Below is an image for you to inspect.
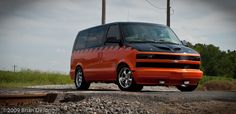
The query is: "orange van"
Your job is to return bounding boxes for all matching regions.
[70,22,203,91]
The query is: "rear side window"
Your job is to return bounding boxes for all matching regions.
[86,26,107,48]
[73,30,88,51]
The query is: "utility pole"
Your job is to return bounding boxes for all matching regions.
[13,65,16,72]
[167,0,170,27]
[102,0,106,25]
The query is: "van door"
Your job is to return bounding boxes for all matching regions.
[99,24,122,81]
[83,26,107,81]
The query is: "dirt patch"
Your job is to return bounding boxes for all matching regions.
[60,94,86,103]
[0,93,57,106]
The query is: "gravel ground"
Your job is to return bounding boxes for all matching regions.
[1,93,236,114]
[1,84,236,114]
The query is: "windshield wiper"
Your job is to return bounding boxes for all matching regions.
[156,40,180,45]
[128,40,157,43]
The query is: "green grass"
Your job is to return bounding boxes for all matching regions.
[0,70,73,88]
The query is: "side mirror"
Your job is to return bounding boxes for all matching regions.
[181,40,188,47]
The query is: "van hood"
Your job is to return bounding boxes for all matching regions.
[126,43,199,54]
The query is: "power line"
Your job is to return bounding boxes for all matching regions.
[144,0,166,10]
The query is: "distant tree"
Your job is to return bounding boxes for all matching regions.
[189,43,236,78]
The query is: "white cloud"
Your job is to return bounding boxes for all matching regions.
[171,1,236,50]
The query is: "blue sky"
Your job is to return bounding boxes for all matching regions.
[0,0,236,73]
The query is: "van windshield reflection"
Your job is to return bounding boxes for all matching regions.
[122,24,182,45]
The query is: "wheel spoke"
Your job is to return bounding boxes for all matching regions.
[78,72,82,75]
[127,71,131,75]
[124,80,128,87]
[123,70,127,75]
[119,77,125,82]
[78,76,82,81]
[128,78,132,81]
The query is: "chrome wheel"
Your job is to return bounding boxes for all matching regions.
[118,67,133,88]
[75,70,83,88]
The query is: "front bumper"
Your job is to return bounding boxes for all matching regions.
[133,68,203,86]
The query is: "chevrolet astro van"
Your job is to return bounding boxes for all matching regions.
[70,22,203,91]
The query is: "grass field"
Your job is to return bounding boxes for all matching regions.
[0,70,73,88]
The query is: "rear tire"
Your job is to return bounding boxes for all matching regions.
[117,65,143,91]
[74,67,90,90]
[176,84,198,92]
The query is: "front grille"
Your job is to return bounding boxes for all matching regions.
[136,54,200,61]
[136,62,200,69]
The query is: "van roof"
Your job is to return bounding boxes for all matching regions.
[105,22,166,26]
[79,22,167,33]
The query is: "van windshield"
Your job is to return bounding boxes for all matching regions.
[122,24,182,45]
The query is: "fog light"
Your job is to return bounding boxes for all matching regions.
[159,81,165,84]
[184,81,190,85]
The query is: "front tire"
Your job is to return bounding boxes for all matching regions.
[117,65,143,91]
[176,84,198,92]
[75,67,90,90]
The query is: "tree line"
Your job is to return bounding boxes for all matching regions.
[188,42,236,78]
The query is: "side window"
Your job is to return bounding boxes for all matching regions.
[106,25,120,41]
[86,28,96,48]
[86,26,107,48]
[74,30,88,51]
[96,26,107,43]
